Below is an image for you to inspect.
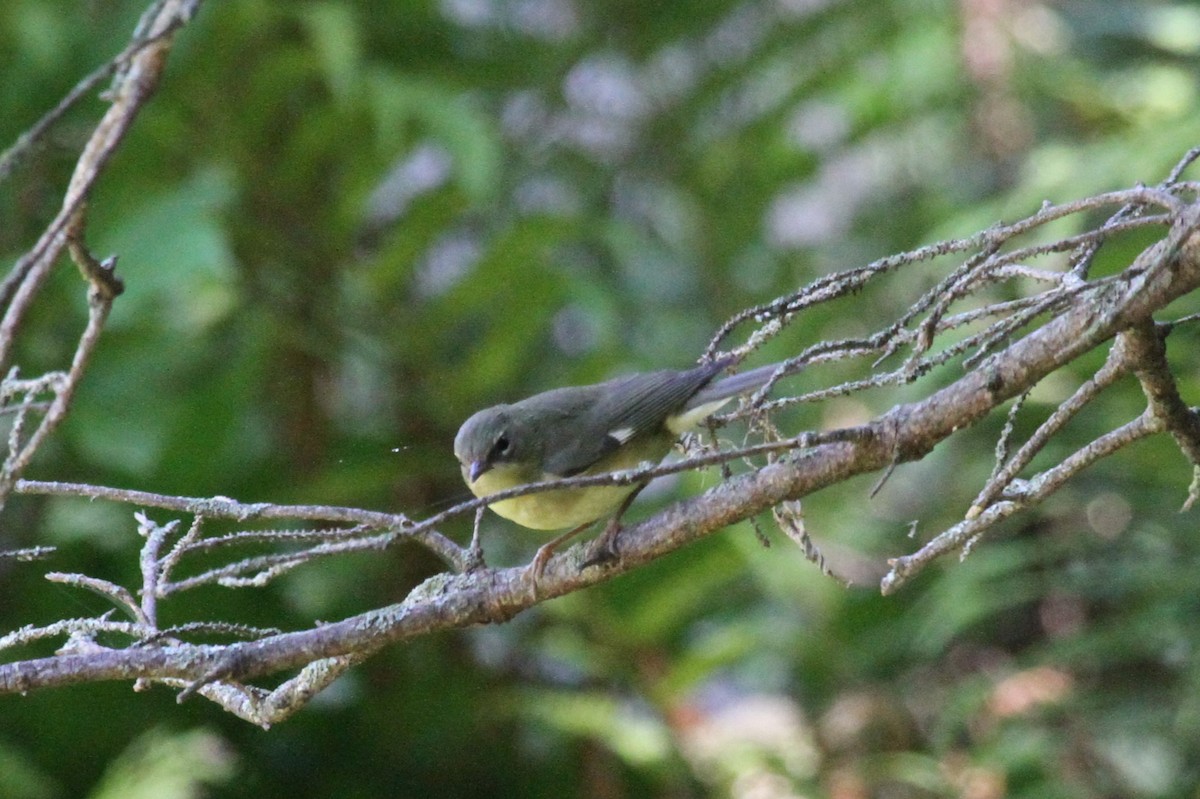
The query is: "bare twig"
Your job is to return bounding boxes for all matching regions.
[0,0,197,188]
[0,545,56,561]
[1122,321,1200,469]
[967,338,1131,518]
[0,1,204,531]
[1,0,202,369]
[44,573,146,625]
[883,409,1167,594]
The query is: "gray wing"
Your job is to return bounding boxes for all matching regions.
[542,360,728,477]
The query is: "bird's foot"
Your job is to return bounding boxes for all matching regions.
[527,522,591,599]
[581,519,622,570]
[530,543,555,584]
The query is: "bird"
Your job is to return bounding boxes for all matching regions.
[453,357,784,580]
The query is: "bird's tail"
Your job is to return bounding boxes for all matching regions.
[686,361,790,409]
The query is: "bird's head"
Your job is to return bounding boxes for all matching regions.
[454,405,523,485]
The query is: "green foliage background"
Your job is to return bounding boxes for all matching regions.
[3,1,1200,796]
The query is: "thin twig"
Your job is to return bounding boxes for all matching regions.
[884,409,1166,594]
[967,306,1133,518]
[1122,321,1200,471]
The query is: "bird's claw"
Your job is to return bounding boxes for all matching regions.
[581,521,622,570]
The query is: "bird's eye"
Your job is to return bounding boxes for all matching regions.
[493,435,511,456]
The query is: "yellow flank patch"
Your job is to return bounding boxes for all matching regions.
[665,397,731,435]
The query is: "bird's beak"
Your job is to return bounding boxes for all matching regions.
[468,460,488,483]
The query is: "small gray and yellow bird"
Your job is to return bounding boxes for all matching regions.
[454,358,783,578]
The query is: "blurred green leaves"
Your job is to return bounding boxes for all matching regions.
[97,165,238,331]
[88,728,236,799]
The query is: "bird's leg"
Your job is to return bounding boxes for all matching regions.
[583,483,647,569]
[530,521,594,584]
[529,483,649,587]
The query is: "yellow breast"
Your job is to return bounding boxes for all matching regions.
[468,464,639,530]
[466,437,671,530]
